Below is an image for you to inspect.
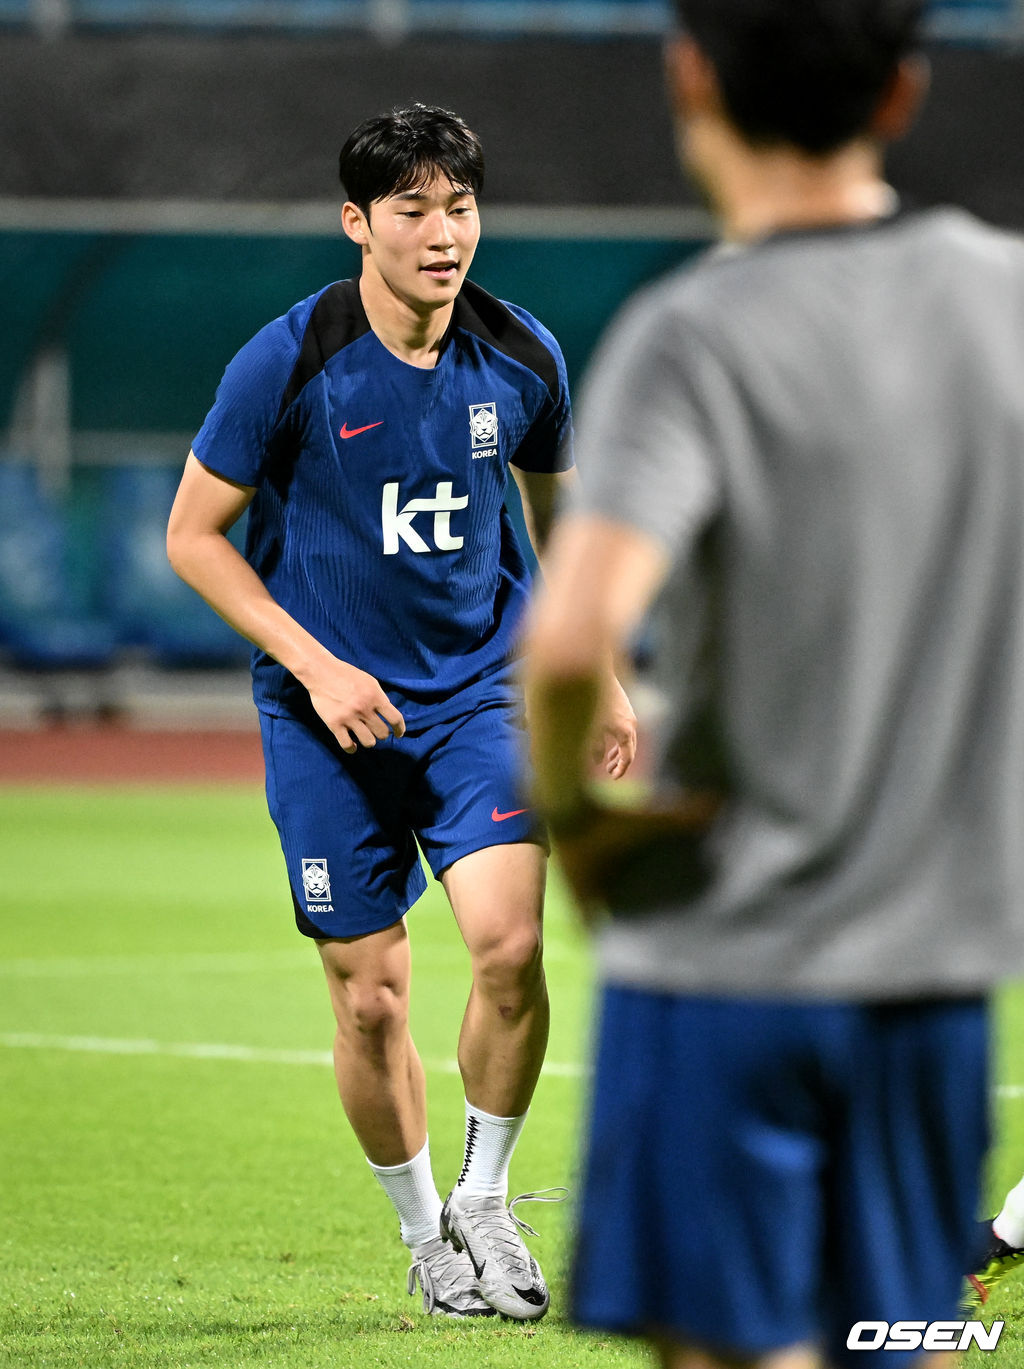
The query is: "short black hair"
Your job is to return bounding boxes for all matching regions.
[673,0,926,154]
[338,103,484,215]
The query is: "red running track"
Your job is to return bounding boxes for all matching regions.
[0,726,265,784]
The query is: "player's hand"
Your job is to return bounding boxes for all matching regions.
[592,676,638,780]
[307,660,406,754]
[550,792,721,923]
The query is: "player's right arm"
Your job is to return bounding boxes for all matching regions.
[166,452,405,752]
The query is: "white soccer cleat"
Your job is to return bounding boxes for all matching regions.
[406,1234,497,1318]
[440,1188,565,1321]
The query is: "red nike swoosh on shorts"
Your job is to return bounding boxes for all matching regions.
[339,421,384,439]
[491,807,530,822]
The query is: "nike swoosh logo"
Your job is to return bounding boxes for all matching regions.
[511,1283,547,1306]
[491,807,529,823]
[339,421,384,439]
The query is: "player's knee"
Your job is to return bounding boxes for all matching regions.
[471,923,544,1002]
[336,978,409,1042]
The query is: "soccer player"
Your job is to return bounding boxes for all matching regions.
[166,104,636,1321]
[524,1,1024,1365]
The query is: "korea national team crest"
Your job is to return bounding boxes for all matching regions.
[469,402,498,458]
[301,858,332,907]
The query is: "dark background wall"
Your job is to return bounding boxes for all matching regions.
[0,33,1022,223]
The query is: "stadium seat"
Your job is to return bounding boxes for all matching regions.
[71,0,364,27]
[0,459,119,673]
[24,0,1023,40]
[98,463,251,668]
[929,0,1019,39]
[402,0,670,36]
[0,0,32,24]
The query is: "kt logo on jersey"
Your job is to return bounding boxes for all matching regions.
[382,482,468,555]
[469,402,498,458]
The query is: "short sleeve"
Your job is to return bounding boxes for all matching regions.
[507,315,575,475]
[191,316,299,488]
[573,288,722,559]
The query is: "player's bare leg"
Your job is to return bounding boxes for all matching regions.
[318,923,494,1318]
[443,841,549,1115]
[438,841,556,1319]
[651,1339,822,1369]
[318,921,425,1164]
[652,1350,955,1369]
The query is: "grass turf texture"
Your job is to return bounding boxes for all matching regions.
[1,786,1023,1368]
[0,786,642,1369]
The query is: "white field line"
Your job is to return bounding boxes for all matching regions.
[0,1032,332,1067]
[1,1030,1021,1093]
[0,1031,586,1078]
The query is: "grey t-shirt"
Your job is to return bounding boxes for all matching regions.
[576,207,1024,999]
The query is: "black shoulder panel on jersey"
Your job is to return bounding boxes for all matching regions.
[276,279,370,425]
[454,279,561,404]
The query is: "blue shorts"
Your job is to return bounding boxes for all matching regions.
[258,685,544,939]
[572,987,989,1366]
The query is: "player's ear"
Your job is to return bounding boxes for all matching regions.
[871,54,930,143]
[341,201,372,245]
[664,34,720,123]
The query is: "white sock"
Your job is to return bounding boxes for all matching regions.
[367,1138,443,1249]
[994,1174,1024,1249]
[454,1100,528,1199]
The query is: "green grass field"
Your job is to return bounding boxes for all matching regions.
[2,784,1024,1368]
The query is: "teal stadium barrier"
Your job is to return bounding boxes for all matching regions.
[0,231,701,434]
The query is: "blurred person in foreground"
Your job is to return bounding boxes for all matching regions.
[167,103,635,1321]
[524,0,1024,1364]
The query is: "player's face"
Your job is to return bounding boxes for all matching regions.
[356,176,480,314]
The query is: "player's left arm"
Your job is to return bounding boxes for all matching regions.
[523,511,719,913]
[510,466,573,555]
[513,466,638,780]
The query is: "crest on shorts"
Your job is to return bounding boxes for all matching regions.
[301,858,331,902]
[469,402,498,450]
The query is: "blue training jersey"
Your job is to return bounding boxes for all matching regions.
[192,277,573,719]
